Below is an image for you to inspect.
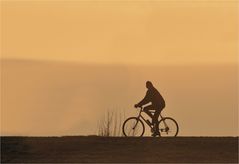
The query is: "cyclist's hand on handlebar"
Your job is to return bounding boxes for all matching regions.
[134,104,141,108]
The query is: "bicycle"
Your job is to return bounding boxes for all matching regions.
[122,107,179,137]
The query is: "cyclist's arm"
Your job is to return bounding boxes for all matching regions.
[137,90,150,107]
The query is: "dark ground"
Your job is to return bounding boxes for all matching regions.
[1,136,238,163]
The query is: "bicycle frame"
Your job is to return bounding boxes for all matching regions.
[136,107,167,131]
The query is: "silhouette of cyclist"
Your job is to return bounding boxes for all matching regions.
[134,81,165,136]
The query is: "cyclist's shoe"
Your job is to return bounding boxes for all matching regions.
[151,131,161,137]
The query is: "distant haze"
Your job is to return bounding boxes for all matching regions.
[1,59,238,136]
[1,1,238,136]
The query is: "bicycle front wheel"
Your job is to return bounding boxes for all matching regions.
[122,117,145,137]
[158,117,179,137]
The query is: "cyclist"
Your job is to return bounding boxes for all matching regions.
[134,81,165,137]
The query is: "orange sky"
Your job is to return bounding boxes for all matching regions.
[1,0,238,64]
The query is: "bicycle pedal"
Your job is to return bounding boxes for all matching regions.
[151,126,156,133]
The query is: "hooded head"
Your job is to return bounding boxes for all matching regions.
[146,81,153,89]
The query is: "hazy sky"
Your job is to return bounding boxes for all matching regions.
[1,60,238,136]
[1,0,238,64]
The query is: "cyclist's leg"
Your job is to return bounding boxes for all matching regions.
[143,105,154,119]
[153,109,161,133]
[151,103,165,136]
[153,103,165,133]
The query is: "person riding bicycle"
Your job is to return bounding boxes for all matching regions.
[134,81,165,137]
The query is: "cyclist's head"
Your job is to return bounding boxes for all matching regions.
[146,81,153,89]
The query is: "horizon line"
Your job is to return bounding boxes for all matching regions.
[1,57,237,67]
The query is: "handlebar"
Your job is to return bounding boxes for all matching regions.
[136,106,143,110]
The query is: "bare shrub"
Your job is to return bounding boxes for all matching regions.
[98,109,125,137]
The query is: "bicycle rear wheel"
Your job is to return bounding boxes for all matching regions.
[158,117,179,137]
[122,117,145,137]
